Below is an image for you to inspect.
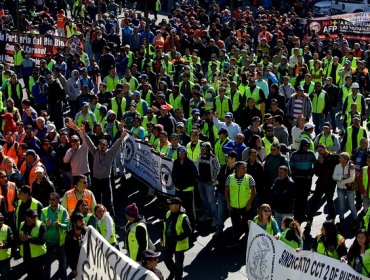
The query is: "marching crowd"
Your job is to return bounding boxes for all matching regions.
[1,0,370,279]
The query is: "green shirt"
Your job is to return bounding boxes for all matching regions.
[41,206,69,246]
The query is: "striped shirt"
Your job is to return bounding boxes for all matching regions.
[293,98,304,119]
[225,174,256,188]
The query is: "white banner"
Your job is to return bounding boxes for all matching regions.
[77,226,159,280]
[246,222,366,280]
[123,134,175,195]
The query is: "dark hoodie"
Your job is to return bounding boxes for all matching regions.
[164,207,192,248]
[172,146,199,191]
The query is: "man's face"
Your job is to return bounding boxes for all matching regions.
[271,146,279,156]
[0,173,7,185]
[25,154,35,165]
[278,169,287,179]
[36,171,44,180]
[49,194,59,207]
[249,152,257,162]
[98,143,107,152]
[235,135,244,144]
[317,147,325,156]
[25,215,37,226]
[75,219,85,230]
[71,139,80,150]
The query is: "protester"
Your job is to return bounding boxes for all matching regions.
[141,249,164,280]
[279,217,303,249]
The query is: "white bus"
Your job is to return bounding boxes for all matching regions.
[314,0,370,16]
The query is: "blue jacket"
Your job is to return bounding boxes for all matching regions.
[222,141,246,160]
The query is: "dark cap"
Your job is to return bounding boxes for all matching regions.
[20,185,32,195]
[167,196,182,205]
[124,203,139,218]
[70,135,80,141]
[218,128,228,135]
[25,208,37,218]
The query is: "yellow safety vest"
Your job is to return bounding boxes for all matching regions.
[76,112,95,129]
[280,228,301,249]
[345,126,365,154]
[163,210,189,252]
[16,198,40,230]
[253,216,273,234]
[345,94,363,114]
[186,141,201,161]
[41,206,67,246]
[318,133,335,153]
[341,85,352,104]
[0,224,11,260]
[169,93,184,112]
[228,174,252,209]
[316,234,344,260]
[214,138,229,165]
[311,91,326,114]
[96,215,117,245]
[20,220,47,258]
[127,222,148,261]
[111,97,127,115]
[105,76,120,92]
[363,166,370,197]
[14,49,24,66]
[214,96,231,120]
[262,136,279,155]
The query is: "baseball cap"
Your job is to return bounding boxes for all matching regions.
[225,112,233,118]
[25,208,38,218]
[176,122,184,128]
[353,114,361,120]
[192,109,200,115]
[304,123,315,130]
[167,197,182,205]
[139,74,148,79]
[218,128,228,135]
[70,135,80,141]
[344,60,351,65]
[99,139,108,146]
[81,102,89,107]
[323,122,331,128]
[296,86,304,91]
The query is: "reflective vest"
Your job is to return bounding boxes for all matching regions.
[96,214,116,245]
[316,234,345,260]
[163,210,189,252]
[15,198,40,230]
[214,138,229,165]
[341,57,357,69]
[127,222,148,260]
[202,122,218,143]
[345,126,365,154]
[20,161,44,188]
[121,75,138,91]
[41,206,67,246]
[280,228,301,249]
[105,75,120,92]
[111,97,127,115]
[245,86,262,105]
[28,76,38,92]
[299,133,315,151]
[341,85,352,104]
[7,83,22,100]
[214,96,231,120]
[186,141,201,161]
[14,49,24,66]
[143,90,154,105]
[135,99,145,116]
[364,207,370,231]
[46,59,55,71]
[169,93,184,112]
[0,224,11,260]
[142,115,157,131]
[20,220,47,258]
[161,61,173,76]
[324,62,341,86]
[311,68,322,84]
[76,112,95,129]
[262,136,279,155]
[311,91,326,114]
[228,173,251,209]
[317,133,335,153]
[231,90,242,111]
[253,216,272,234]
[0,182,16,212]
[103,120,120,138]
[65,189,93,217]
[345,94,363,114]
[362,166,370,197]
[3,142,18,162]
[65,25,74,38]
[300,81,315,95]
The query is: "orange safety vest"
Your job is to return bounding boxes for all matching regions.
[2,142,18,162]
[14,132,26,143]
[0,182,16,212]
[65,189,93,217]
[20,161,43,189]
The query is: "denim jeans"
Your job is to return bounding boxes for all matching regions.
[313,113,325,135]
[198,181,217,220]
[326,106,338,131]
[274,212,293,231]
[215,193,227,231]
[337,188,358,220]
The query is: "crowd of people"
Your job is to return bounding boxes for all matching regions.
[1,0,370,279]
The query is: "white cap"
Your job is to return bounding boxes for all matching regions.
[303,123,315,130]
[47,123,56,133]
[351,82,360,89]
[35,166,45,173]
